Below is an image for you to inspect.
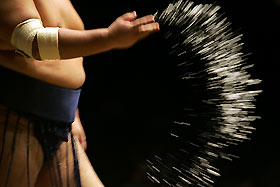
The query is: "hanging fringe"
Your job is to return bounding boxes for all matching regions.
[26,120,31,187]
[0,110,10,165]
[71,132,81,187]
[5,115,20,187]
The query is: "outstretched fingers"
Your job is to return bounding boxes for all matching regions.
[132,15,160,36]
[132,15,155,27]
[137,22,160,32]
[133,21,160,42]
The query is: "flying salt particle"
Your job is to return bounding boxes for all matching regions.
[145,0,262,186]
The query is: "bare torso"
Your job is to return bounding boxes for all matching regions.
[0,0,86,89]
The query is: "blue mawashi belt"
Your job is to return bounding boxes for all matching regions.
[0,66,81,123]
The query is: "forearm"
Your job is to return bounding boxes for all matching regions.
[58,28,113,59]
[32,28,113,60]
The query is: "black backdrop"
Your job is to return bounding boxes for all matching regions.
[71,0,280,186]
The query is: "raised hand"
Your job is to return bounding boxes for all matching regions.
[108,11,160,49]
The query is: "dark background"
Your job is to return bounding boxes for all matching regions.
[71,0,280,186]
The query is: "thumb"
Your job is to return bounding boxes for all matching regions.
[122,11,137,21]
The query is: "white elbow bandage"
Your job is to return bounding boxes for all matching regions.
[11,19,60,60]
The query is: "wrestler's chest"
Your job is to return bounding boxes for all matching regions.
[33,0,84,30]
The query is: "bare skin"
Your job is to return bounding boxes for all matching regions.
[0,0,159,186]
[0,0,159,89]
[0,0,86,89]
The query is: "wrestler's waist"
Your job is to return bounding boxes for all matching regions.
[0,65,81,123]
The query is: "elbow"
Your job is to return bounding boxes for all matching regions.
[11,19,61,61]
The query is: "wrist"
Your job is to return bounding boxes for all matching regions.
[106,27,116,50]
[89,28,113,49]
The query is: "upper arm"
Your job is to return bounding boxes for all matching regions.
[0,0,41,46]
